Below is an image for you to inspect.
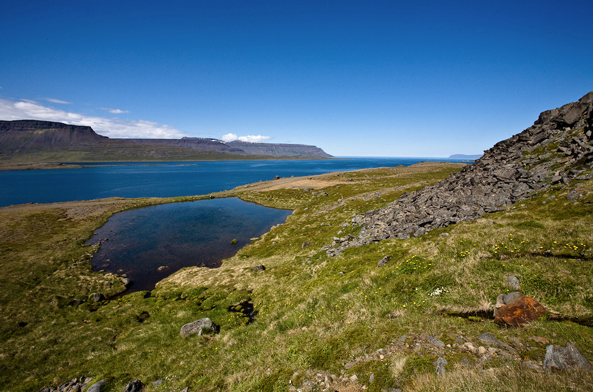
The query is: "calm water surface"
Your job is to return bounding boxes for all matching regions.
[0,157,468,207]
[86,198,291,293]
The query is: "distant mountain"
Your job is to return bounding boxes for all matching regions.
[0,120,332,161]
[449,154,483,159]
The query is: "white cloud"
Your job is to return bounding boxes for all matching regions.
[221,133,271,143]
[44,97,71,104]
[101,108,130,114]
[0,98,186,139]
[222,133,238,141]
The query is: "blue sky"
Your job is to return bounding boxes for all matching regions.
[1,1,592,157]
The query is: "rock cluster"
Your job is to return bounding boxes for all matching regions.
[38,377,98,392]
[328,92,593,252]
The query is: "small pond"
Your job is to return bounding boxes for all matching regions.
[86,197,291,293]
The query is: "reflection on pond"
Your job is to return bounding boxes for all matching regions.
[86,198,291,293]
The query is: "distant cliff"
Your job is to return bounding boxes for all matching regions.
[0,120,332,161]
[0,120,107,155]
[227,140,332,157]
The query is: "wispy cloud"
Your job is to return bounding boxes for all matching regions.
[222,133,271,143]
[0,98,186,139]
[43,97,71,104]
[101,108,130,114]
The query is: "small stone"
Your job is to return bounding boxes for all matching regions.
[523,361,543,371]
[156,266,168,271]
[528,336,550,345]
[122,380,143,392]
[180,318,219,338]
[302,240,311,248]
[89,292,104,302]
[252,265,266,271]
[349,374,358,382]
[377,255,392,267]
[478,346,487,355]
[434,357,447,376]
[369,373,375,383]
[506,275,521,290]
[180,388,190,392]
[153,379,165,387]
[426,336,445,348]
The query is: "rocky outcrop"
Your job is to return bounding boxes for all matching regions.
[331,92,593,252]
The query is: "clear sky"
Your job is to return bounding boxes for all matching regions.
[1,1,592,157]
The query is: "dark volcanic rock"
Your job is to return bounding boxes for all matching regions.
[337,92,593,252]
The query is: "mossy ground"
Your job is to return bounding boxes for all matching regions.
[1,163,592,391]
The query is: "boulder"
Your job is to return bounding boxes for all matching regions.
[543,343,593,372]
[494,292,546,327]
[180,318,219,338]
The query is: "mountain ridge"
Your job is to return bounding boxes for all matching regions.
[0,120,332,160]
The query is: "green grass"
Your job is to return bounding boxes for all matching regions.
[1,163,593,391]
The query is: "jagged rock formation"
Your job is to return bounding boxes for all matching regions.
[0,120,332,159]
[332,92,593,254]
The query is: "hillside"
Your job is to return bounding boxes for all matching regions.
[0,120,332,162]
[0,92,592,392]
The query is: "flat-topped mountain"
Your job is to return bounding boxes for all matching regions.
[0,120,331,161]
[127,137,332,157]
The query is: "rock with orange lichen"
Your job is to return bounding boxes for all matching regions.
[494,292,546,327]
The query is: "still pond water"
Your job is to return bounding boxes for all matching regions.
[86,198,291,293]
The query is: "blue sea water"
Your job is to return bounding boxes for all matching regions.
[0,157,467,207]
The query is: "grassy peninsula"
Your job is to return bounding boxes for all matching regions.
[1,160,593,392]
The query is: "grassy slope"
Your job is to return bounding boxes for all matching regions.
[1,163,592,391]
